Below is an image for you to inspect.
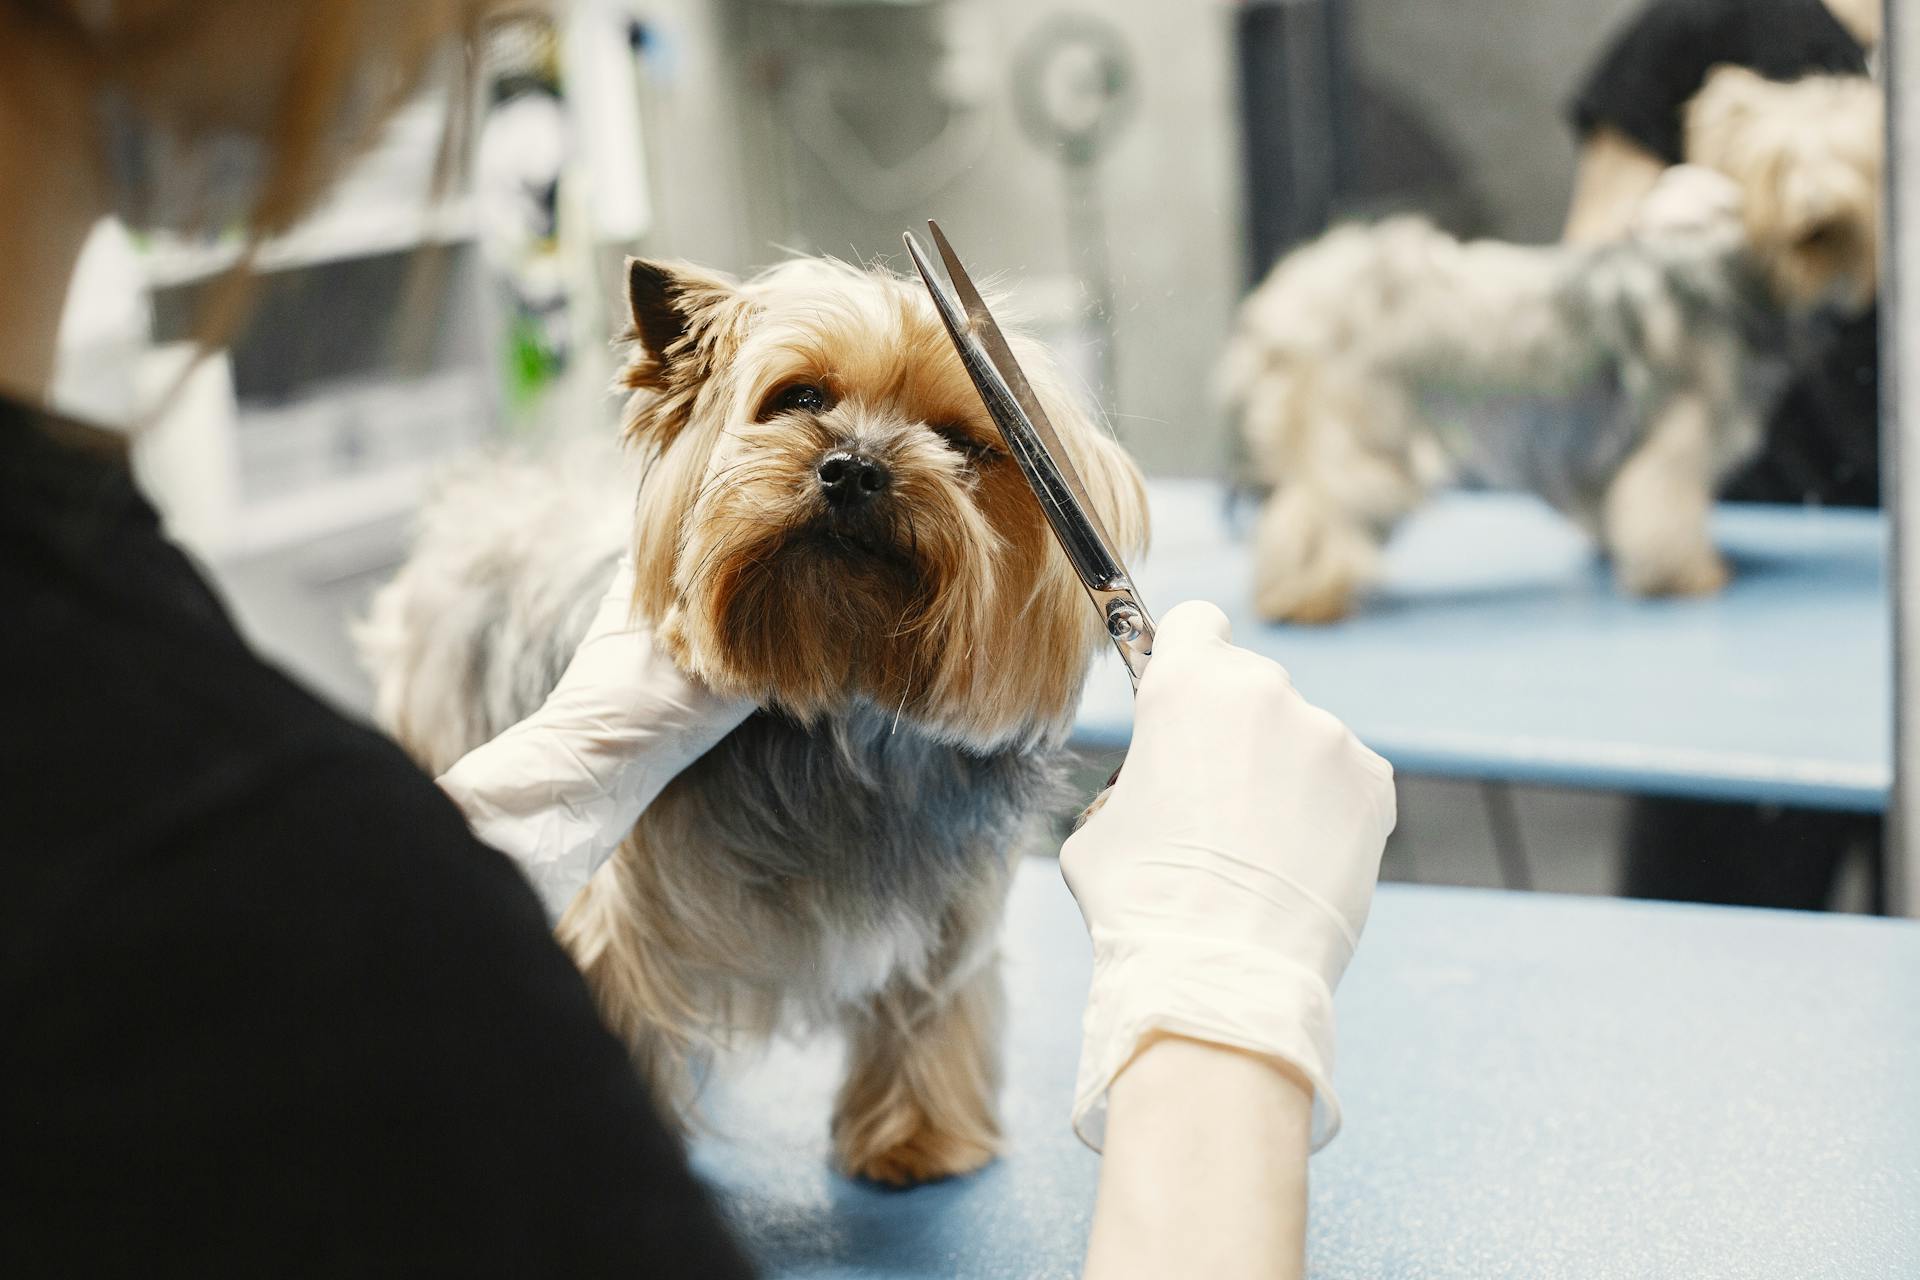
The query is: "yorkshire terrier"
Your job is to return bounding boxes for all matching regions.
[359,256,1148,1185]
[1685,67,1881,316]
[1223,69,1880,623]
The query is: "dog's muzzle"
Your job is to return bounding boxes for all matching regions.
[817,449,891,512]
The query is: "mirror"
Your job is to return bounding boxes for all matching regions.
[609,0,1884,915]
[89,0,1888,916]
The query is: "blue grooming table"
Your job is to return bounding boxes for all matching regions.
[692,857,1920,1279]
[1073,481,1890,810]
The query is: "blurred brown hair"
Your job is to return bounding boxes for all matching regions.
[0,0,534,360]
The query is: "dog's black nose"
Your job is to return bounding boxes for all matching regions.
[817,450,890,509]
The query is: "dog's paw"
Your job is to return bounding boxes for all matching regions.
[1617,549,1730,598]
[1256,577,1355,624]
[835,1119,998,1188]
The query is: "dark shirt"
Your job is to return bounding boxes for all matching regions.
[0,399,753,1277]
[1570,0,1879,507]
[1571,0,1867,165]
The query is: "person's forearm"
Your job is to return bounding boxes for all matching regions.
[1084,1034,1314,1280]
[1562,126,1667,244]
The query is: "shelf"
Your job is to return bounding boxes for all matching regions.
[140,199,476,290]
[218,461,437,562]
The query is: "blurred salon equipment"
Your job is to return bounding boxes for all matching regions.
[65,6,659,712]
[1011,13,1135,404]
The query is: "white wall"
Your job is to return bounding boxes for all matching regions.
[1347,0,1646,242]
[632,0,1241,475]
[627,0,1655,475]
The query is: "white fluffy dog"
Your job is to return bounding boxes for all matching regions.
[1224,69,1881,623]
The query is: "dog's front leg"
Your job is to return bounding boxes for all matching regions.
[831,948,1004,1187]
[1602,391,1730,598]
[1252,484,1384,624]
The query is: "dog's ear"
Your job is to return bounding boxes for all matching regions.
[1685,65,1773,168]
[621,257,744,391]
[1695,64,1774,118]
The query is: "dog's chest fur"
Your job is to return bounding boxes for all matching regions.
[408,530,1067,1016]
[670,707,1057,899]
[627,703,1066,1011]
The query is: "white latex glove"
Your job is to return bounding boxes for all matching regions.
[437,556,755,923]
[1061,601,1396,1152]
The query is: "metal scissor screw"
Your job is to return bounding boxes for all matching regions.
[1106,600,1145,644]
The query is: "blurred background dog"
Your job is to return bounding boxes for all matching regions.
[359,256,1147,1186]
[1224,69,1881,623]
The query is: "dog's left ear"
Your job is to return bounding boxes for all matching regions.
[621,257,745,392]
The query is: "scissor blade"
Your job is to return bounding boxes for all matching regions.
[904,225,1157,688]
[904,229,1129,594]
[923,221,1122,551]
[901,233,1040,480]
[901,230,979,372]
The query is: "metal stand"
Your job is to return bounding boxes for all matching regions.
[1480,781,1535,892]
[1388,783,1420,884]
[1886,0,1917,918]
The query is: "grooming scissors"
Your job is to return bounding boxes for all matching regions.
[903,220,1156,689]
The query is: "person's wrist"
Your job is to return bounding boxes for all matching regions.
[1073,933,1342,1153]
[1111,1032,1316,1130]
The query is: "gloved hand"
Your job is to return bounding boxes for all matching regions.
[437,556,755,923]
[1061,601,1396,1151]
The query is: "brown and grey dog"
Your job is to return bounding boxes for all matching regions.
[358,256,1147,1185]
[1223,69,1880,623]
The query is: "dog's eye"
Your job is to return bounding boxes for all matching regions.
[764,383,832,418]
[932,422,1002,464]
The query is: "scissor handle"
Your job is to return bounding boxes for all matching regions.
[1089,579,1154,689]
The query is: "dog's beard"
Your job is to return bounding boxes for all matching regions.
[664,431,1006,730]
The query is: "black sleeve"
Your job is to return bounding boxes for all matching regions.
[1569,0,1869,163]
[0,749,755,1279]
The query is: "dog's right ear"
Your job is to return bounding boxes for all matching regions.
[1685,65,1772,168]
[621,257,745,392]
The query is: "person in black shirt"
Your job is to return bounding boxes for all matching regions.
[0,405,759,1276]
[0,3,1397,1275]
[1563,0,1884,910]
[1568,0,1873,184]
[1566,0,1877,506]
